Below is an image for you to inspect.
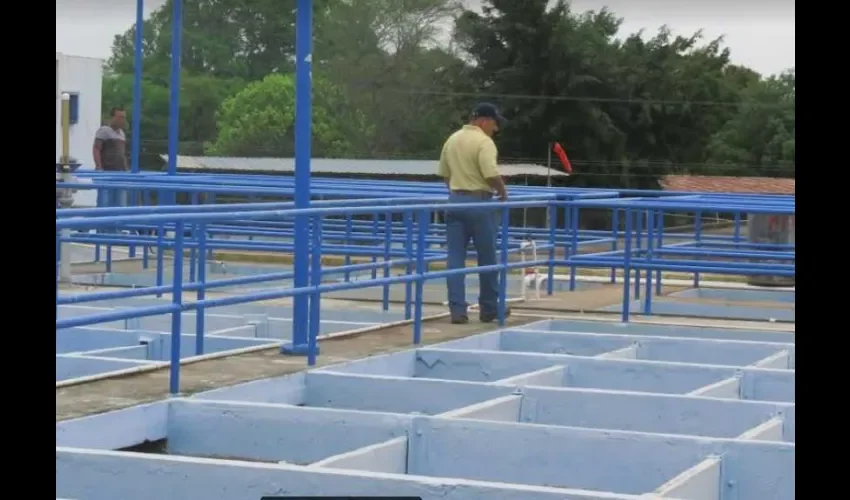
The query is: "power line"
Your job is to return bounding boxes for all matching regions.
[352,85,795,109]
[134,139,795,171]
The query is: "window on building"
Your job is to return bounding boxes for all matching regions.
[67,93,79,125]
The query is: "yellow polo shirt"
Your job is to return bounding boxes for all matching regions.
[437,125,500,192]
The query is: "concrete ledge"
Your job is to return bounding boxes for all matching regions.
[438,394,523,422]
[752,349,792,369]
[167,399,411,464]
[737,416,784,441]
[308,436,408,473]
[493,365,567,386]
[516,318,795,343]
[596,345,639,359]
[406,416,793,496]
[56,308,796,499]
[57,409,794,499]
[57,447,641,500]
[651,456,722,500]
[688,376,741,399]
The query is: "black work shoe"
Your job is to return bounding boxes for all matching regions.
[480,307,511,323]
[451,315,469,325]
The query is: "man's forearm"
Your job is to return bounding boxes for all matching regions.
[92,149,102,170]
[486,176,508,199]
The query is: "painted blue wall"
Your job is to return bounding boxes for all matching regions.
[84,345,150,360]
[672,288,795,303]
[496,330,791,367]
[601,300,795,322]
[56,328,143,354]
[305,372,513,414]
[167,400,411,464]
[520,386,794,440]
[318,350,416,376]
[189,373,307,404]
[57,329,276,362]
[524,320,795,343]
[57,402,168,449]
[56,355,154,381]
[57,314,795,500]
[411,348,795,401]
[408,417,794,498]
[56,448,645,500]
[117,374,793,444]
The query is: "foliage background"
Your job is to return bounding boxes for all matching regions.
[102,0,795,190]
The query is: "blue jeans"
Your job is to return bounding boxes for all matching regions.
[111,189,129,207]
[445,192,500,317]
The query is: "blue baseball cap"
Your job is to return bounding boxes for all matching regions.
[471,102,507,127]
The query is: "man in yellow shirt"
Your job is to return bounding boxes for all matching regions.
[437,103,510,324]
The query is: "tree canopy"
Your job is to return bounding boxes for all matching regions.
[103,0,794,186]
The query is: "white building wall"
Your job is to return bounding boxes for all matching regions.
[56,53,104,206]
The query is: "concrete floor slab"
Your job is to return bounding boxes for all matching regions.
[600,299,795,322]
[57,311,795,500]
[56,261,795,500]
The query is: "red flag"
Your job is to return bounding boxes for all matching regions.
[552,142,573,174]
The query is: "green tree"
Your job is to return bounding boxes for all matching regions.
[107,0,332,81]
[316,0,471,156]
[455,0,756,189]
[208,73,372,157]
[706,69,795,177]
[102,71,245,154]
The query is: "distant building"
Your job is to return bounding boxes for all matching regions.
[167,155,570,181]
[56,52,104,206]
[659,175,795,195]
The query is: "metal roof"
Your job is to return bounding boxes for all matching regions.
[165,155,570,178]
[660,175,795,195]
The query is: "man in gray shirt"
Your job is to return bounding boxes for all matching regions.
[93,106,128,172]
[93,107,129,207]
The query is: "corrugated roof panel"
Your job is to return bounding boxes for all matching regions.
[659,175,795,195]
[165,156,569,178]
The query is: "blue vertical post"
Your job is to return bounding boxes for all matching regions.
[643,209,655,316]
[169,221,185,395]
[633,210,643,300]
[188,193,198,282]
[55,231,60,318]
[546,202,557,296]
[166,0,182,181]
[733,212,741,243]
[308,216,323,365]
[371,214,379,279]
[195,223,206,356]
[655,210,664,295]
[568,204,579,291]
[142,190,151,269]
[497,207,510,326]
[155,223,165,297]
[403,212,414,320]
[412,209,429,345]
[610,209,619,284]
[131,0,144,174]
[693,212,703,288]
[382,213,392,311]
[621,209,633,323]
[283,0,313,355]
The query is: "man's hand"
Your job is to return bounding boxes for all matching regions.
[499,191,508,202]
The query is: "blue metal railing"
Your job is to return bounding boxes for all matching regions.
[56,178,794,394]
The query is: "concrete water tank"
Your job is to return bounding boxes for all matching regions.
[747,214,795,286]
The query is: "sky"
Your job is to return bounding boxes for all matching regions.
[56,0,795,77]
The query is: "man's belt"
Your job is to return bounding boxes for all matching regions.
[451,190,492,197]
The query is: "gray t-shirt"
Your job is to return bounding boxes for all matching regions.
[95,126,128,171]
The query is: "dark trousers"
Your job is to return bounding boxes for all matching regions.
[445,191,499,317]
